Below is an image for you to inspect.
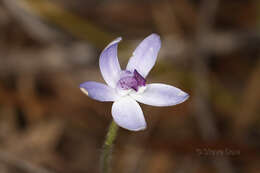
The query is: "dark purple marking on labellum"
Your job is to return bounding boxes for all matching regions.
[117,69,146,91]
[134,70,146,87]
[118,76,138,90]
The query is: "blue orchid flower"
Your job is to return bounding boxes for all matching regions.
[80,34,189,131]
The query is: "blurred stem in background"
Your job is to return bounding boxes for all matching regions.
[8,0,115,47]
[100,120,119,173]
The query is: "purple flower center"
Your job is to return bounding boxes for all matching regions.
[117,70,146,91]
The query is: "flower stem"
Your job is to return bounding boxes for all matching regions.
[100,120,119,173]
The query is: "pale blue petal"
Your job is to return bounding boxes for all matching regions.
[126,34,161,78]
[99,37,122,88]
[131,83,189,106]
[112,97,146,131]
[80,81,119,102]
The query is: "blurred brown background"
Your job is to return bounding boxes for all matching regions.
[0,0,260,173]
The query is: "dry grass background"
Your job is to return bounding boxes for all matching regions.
[0,0,260,173]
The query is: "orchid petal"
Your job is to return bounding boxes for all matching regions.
[99,37,122,88]
[131,83,189,106]
[80,81,119,102]
[126,33,161,78]
[112,96,146,131]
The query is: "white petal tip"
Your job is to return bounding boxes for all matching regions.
[179,92,189,103]
[105,37,122,49]
[116,37,122,42]
[112,37,122,45]
[146,33,161,45]
[131,126,146,131]
[80,88,89,96]
[178,90,189,96]
[120,126,146,132]
[150,33,160,39]
[115,121,146,132]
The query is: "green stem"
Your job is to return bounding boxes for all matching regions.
[100,120,119,173]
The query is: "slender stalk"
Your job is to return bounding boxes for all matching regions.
[100,120,119,173]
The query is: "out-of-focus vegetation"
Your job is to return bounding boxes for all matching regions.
[0,0,259,173]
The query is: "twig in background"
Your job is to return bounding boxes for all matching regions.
[233,58,260,134]
[193,0,235,173]
[0,151,56,173]
[2,0,65,42]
